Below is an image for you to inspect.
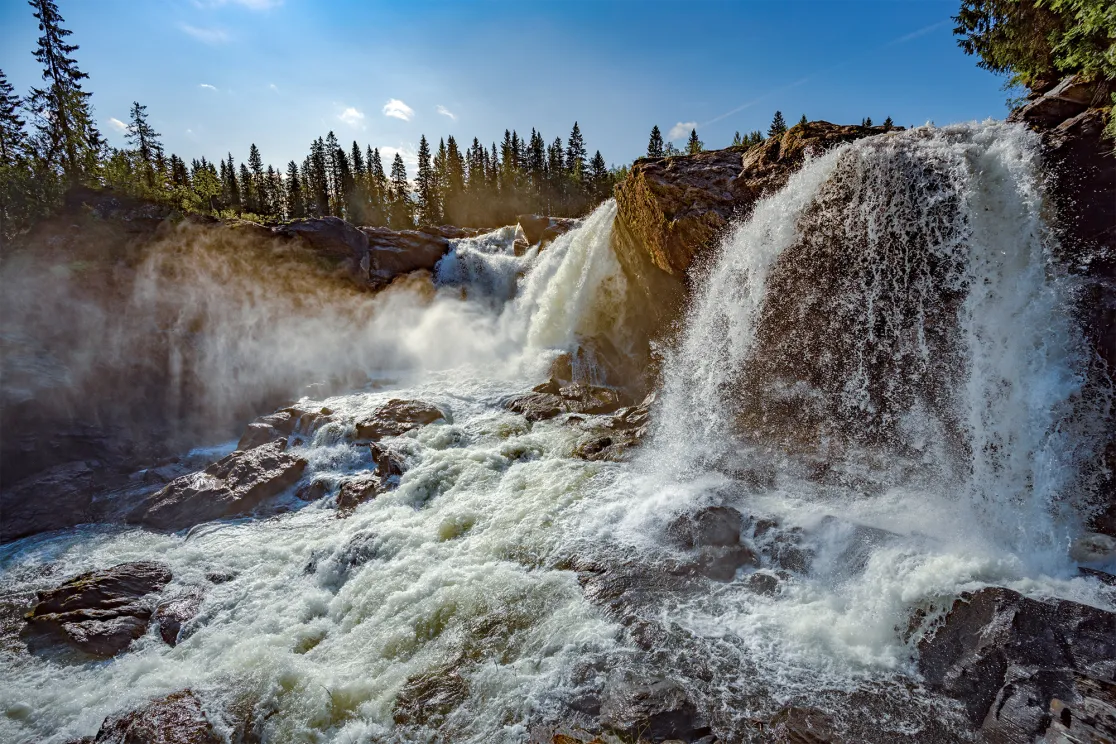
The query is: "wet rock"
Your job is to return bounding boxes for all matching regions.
[1008,74,1114,130]
[766,706,839,743]
[1069,532,1116,563]
[296,478,331,502]
[205,570,236,584]
[91,689,221,744]
[539,218,580,248]
[362,225,479,282]
[336,474,382,514]
[1043,675,1116,743]
[1079,566,1116,586]
[237,407,332,451]
[508,381,631,422]
[0,460,98,542]
[393,664,470,727]
[666,506,757,582]
[744,571,780,596]
[918,587,1116,739]
[127,440,307,531]
[154,588,205,646]
[518,214,551,245]
[278,216,368,266]
[599,674,712,742]
[353,399,447,440]
[25,561,172,657]
[572,393,656,462]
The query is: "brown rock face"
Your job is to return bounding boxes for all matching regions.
[353,399,447,440]
[0,460,99,542]
[92,690,221,744]
[26,561,172,657]
[361,225,483,283]
[507,380,631,422]
[127,440,307,531]
[614,121,884,278]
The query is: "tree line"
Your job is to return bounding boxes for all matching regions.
[0,0,623,243]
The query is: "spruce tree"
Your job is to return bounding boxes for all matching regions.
[369,147,387,225]
[225,153,241,209]
[565,121,586,183]
[309,137,329,216]
[27,0,101,181]
[238,163,252,216]
[247,143,264,213]
[798,114,808,126]
[882,116,894,131]
[444,135,466,225]
[748,130,764,146]
[768,111,787,137]
[432,138,448,224]
[388,152,412,228]
[0,70,27,165]
[546,136,564,214]
[686,128,703,155]
[416,134,436,226]
[864,116,873,127]
[647,125,664,157]
[324,130,341,214]
[589,150,608,201]
[285,160,303,219]
[732,131,742,147]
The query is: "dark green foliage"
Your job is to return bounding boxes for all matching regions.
[861,116,873,127]
[732,131,742,146]
[647,125,664,157]
[882,116,895,130]
[686,128,704,154]
[953,0,1115,89]
[388,152,412,228]
[798,114,808,126]
[768,111,787,137]
[416,134,436,226]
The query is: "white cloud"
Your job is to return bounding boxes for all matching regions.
[107,117,127,133]
[268,83,279,91]
[179,23,229,44]
[199,83,218,91]
[382,99,414,122]
[436,105,456,121]
[669,121,698,141]
[379,145,418,174]
[339,107,366,128]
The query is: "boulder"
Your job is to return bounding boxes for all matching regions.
[0,460,98,542]
[127,440,307,531]
[517,214,552,245]
[361,226,460,281]
[598,674,712,742]
[571,393,655,462]
[508,381,631,423]
[91,690,221,744]
[25,561,172,657]
[154,588,205,646]
[766,706,839,743]
[615,121,883,278]
[666,506,758,582]
[336,442,407,515]
[918,587,1116,740]
[353,399,447,440]
[278,216,369,265]
[236,406,332,451]
[539,218,580,248]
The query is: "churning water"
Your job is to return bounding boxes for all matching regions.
[1,122,1112,743]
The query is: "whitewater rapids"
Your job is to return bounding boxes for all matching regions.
[1,122,1113,743]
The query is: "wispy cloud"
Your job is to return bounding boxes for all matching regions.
[886,19,951,47]
[107,117,127,133]
[179,23,229,44]
[339,107,366,127]
[199,83,218,91]
[380,145,418,173]
[436,105,456,121]
[268,83,279,92]
[383,99,414,122]
[668,121,697,140]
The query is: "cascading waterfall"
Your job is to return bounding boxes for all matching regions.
[1,123,1111,744]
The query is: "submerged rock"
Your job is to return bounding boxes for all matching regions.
[599,674,712,742]
[91,689,221,744]
[666,506,758,582]
[353,399,447,440]
[508,380,631,423]
[127,440,307,531]
[918,587,1116,741]
[25,561,172,657]
[154,588,205,646]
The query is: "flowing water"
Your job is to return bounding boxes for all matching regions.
[1,122,1113,743]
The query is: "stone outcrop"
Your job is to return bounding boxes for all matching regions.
[154,588,205,647]
[614,121,886,279]
[516,214,581,253]
[353,399,447,440]
[89,690,221,744]
[361,225,482,283]
[571,393,654,462]
[25,561,172,657]
[0,460,99,542]
[127,440,307,531]
[666,506,757,582]
[918,587,1116,741]
[1009,74,1116,538]
[508,380,631,422]
[237,406,332,451]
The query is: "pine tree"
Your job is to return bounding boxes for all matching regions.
[444,135,466,224]
[238,163,253,216]
[0,70,27,165]
[368,147,387,225]
[588,150,608,201]
[882,116,894,131]
[747,130,764,146]
[647,125,664,158]
[191,157,220,213]
[285,160,303,219]
[416,134,437,226]
[565,121,586,183]
[546,136,564,214]
[798,114,808,126]
[768,111,787,137]
[335,146,354,220]
[388,152,412,228]
[686,128,703,155]
[225,153,241,210]
[864,116,873,127]
[27,0,101,182]
[732,131,742,147]
[309,137,329,216]
[432,138,447,224]
[247,143,264,213]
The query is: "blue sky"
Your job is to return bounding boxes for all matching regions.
[1,0,1010,173]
